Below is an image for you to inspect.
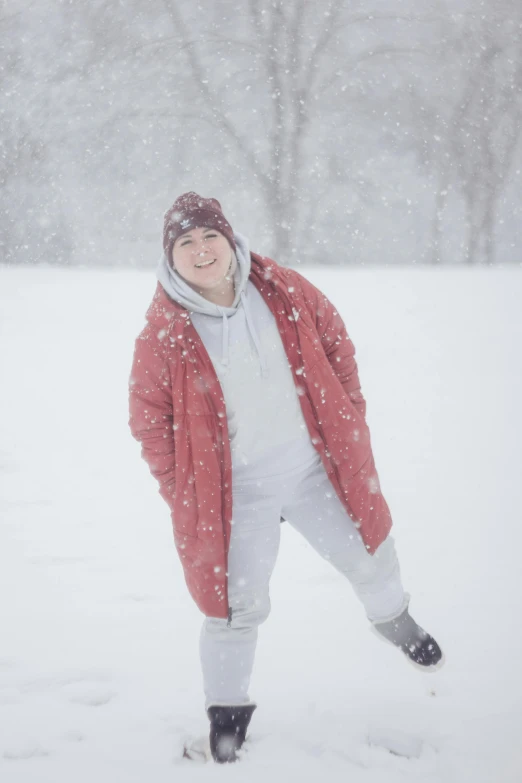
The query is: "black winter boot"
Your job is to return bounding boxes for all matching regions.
[207,704,256,763]
[373,607,444,670]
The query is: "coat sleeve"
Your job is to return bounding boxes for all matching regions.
[128,327,176,508]
[290,270,367,420]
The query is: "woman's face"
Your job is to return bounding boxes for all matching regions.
[171,226,234,295]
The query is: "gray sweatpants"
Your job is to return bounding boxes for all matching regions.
[199,450,407,707]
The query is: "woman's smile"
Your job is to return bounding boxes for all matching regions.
[195,258,216,268]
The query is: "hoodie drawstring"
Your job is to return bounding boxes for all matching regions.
[221,312,229,368]
[219,292,269,377]
[240,291,269,377]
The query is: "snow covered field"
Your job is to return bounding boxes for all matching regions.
[1,264,521,782]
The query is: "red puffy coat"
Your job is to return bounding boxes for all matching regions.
[129,253,392,618]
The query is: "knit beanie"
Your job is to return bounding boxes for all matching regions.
[163,191,236,262]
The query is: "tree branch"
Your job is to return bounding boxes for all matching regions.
[161,0,272,191]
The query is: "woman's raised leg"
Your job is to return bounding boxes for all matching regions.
[282,460,408,623]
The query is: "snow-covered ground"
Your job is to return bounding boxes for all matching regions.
[1,264,521,783]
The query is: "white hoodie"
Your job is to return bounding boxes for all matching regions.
[156,233,318,482]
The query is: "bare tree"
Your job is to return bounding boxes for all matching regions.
[153,0,430,261]
[406,3,522,264]
[450,17,522,264]
[4,0,520,266]
[0,0,75,263]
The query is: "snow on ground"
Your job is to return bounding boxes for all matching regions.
[1,264,521,783]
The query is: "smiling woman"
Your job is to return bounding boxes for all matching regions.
[128,190,444,764]
[172,226,237,307]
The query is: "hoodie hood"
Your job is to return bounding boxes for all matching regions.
[156,231,251,317]
[155,231,268,376]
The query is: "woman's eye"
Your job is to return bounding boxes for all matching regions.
[204,233,218,239]
[180,239,191,246]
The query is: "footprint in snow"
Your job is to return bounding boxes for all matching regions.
[3,742,49,761]
[120,593,157,603]
[65,683,117,707]
[63,731,85,743]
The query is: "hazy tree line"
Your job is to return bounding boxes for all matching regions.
[1,0,521,267]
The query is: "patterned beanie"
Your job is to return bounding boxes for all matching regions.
[163,191,236,262]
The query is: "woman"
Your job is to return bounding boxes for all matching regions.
[128,192,443,763]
